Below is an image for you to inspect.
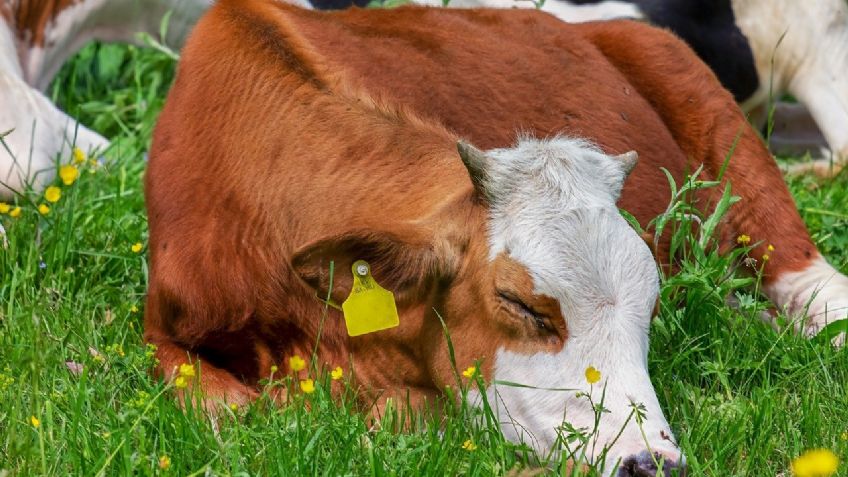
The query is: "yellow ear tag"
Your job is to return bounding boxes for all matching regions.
[341,260,399,337]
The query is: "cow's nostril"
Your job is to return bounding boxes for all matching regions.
[617,450,687,477]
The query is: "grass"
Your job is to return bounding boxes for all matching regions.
[1,40,847,476]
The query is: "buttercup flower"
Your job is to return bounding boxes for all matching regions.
[737,234,751,245]
[289,355,306,372]
[768,244,775,252]
[131,242,143,253]
[59,164,79,185]
[585,366,601,385]
[462,366,477,379]
[462,439,477,451]
[30,416,40,428]
[300,378,315,394]
[174,376,187,389]
[9,207,21,218]
[762,254,770,262]
[178,363,195,378]
[0,202,9,214]
[331,366,343,380]
[44,186,61,203]
[791,448,839,477]
[130,305,139,313]
[38,204,50,215]
[270,364,278,373]
[230,403,238,412]
[73,147,86,164]
[159,455,171,470]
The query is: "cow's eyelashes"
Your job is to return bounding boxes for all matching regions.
[497,291,550,330]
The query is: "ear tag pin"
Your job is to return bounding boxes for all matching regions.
[342,260,399,336]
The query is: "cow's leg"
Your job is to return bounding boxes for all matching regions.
[147,334,259,411]
[580,21,847,341]
[782,71,848,177]
[0,70,108,198]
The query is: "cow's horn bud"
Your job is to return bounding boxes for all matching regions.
[615,150,639,176]
[457,140,491,198]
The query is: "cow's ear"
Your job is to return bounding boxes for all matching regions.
[291,227,457,306]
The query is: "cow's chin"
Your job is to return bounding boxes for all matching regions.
[466,345,683,476]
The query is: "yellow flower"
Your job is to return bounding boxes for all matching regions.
[585,366,601,385]
[462,366,477,379]
[72,147,86,164]
[768,244,775,252]
[9,207,21,218]
[130,305,139,313]
[30,416,40,428]
[174,376,187,389]
[270,364,278,374]
[38,204,50,215]
[331,366,344,380]
[44,186,61,203]
[230,403,238,412]
[461,439,477,451]
[178,363,195,378]
[0,202,9,214]
[158,455,171,470]
[791,449,839,477]
[762,254,770,262]
[59,164,79,186]
[131,242,143,253]
[737,234,751,245]
[300,378,315,394]
[289,355,306,372]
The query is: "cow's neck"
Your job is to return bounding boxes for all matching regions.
[13,0,206,90]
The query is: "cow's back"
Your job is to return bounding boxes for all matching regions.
[259,4,692,223]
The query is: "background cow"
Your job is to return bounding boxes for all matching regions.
[146,0,847,474]
[0,0,210,196]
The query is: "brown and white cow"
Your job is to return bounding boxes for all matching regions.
[0,0,211,196]
[146,0,846,474]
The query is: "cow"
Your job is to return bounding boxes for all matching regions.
[0,0,210,196]
[145,0,848,475]
[408,0,848,173]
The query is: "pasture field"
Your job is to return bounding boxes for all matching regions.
[1,41,847,476]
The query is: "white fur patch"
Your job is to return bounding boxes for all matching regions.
[471,137,681,474]
[766,255,848,344]
[732,0,848,159]
[414,0,644,23]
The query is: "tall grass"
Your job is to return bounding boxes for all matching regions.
[0,42,846,476]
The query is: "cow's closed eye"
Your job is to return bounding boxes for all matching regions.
[497,290,555,333]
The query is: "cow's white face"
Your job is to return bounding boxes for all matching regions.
[460,137,683,475]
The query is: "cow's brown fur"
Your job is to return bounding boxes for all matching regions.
[3,0,80,45]
[145,0,819,408]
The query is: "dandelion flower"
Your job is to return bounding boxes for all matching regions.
[38,204,50,215]
[289,355,306,372]
[331,366,343,380]
[270,364,278,374]
[178,363,195,378]
[585,366,601,385]
[131,242,143,253]
[59,164,79,186]
[9,207,21,218]
[174,376,187,389]
[462,366,477,379]
[44,186,61,203]
[159,455,171,470]
[30,416,40,428]
[737,234,751,245]
[0,202,9,214]
[300,378,315,394]
[72,147,86,164]
[462,439,477,451]
[791,448,839,477]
